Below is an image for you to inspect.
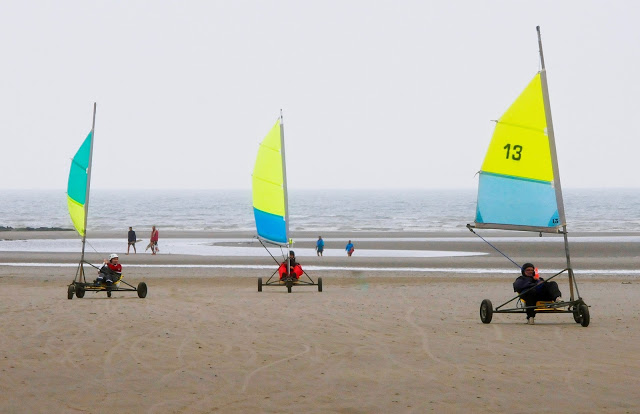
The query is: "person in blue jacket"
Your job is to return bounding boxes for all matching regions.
[513,262,562,324]
[316,236,325,256]
[345,240,354,257]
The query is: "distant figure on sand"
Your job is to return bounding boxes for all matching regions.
[147,226,159,255]
[513,262,562,325]
[279,251,303,282]
[316,236,324,256]
[127,227,137,255]
[345,240,354,257]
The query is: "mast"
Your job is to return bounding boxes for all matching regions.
[537,26,575,300]
[279,109,291,275]
[80,102,97,264]
[537,26,566,228]
[279,109,290,246]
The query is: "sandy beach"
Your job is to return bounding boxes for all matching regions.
[1,231,639,413]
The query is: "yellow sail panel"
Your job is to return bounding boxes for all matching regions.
[252,121,285,216]
[481,73,553,182]
[252,175,285,216]
[67,196,86,237]
[499,73,546,131]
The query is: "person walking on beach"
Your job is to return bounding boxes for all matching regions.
[345,240,354,257]
[127,227,137,255]
[513,262,562,325]
[316,236,324,257]
[147,226,159,255]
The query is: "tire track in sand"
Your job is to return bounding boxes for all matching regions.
[241,344,311,393]
[404,306,444,364]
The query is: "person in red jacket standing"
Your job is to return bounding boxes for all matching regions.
[149,226,159,255]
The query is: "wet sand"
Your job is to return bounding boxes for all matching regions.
[1,231,639,413]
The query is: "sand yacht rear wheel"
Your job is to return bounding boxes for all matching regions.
[480,299,493,324]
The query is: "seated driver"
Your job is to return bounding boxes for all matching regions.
[95,253,122,286]
[278,250,303,282]
[513,262,562,325]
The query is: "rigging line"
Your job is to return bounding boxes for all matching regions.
[467,225,521,269]
[85,239,101,256]
[258,239,283,265]
[82,261,102,270]
[302,269,314,284]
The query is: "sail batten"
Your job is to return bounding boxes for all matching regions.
[480,170,551,185]
[254,176,284,188]
[494,121,545,134]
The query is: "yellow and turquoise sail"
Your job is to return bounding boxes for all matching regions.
[474,70,566,233]
[252,116,290,245]
[67,131,93,237]
[67,104,96,241]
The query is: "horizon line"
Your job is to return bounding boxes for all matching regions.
[1,186,639,192]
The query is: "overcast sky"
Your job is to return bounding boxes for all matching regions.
[1,1,638,191]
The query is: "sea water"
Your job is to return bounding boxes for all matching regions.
[1,188,639,233]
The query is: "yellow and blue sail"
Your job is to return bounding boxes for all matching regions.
[475,73,561,232]
[67,131,93,237]
[252,120,289,245]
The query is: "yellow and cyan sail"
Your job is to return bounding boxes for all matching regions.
[475,73,561,231]
[67,131,93,237]
[252,119,289,245]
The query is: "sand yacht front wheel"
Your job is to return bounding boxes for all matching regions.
[75,286,85,298]
[578,304,590,327]
[137,282,148,298]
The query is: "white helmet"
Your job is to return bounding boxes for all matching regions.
[109,253,119,260]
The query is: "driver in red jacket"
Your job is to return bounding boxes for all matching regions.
[279,251,303,282]
[95,253,122,286]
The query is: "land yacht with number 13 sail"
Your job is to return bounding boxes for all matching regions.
[469,27,590,326]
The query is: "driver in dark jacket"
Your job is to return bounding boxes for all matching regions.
[513,262,562,325]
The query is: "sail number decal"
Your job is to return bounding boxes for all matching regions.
[503,144,523,161]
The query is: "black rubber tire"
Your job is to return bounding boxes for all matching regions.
[258,277,262,292]
[573,306,583,324]
[75,286,85,299]
[480,299,493,324]
[579,304,590,327]
[286,280,292,293]
[137,282,148,298]
[318,277,323,292]
[107,290,112,298]
[67,284,75,300]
